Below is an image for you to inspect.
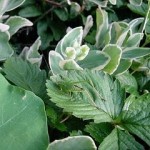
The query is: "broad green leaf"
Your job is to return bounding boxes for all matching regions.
[124,33,143,47]
[6,16,33,36]
[3,57,47,99]
[0,0,25,15]
[122,47,150,59]
[0,74,48,150]
[129,0,142,6]
[122,94,150,146]
[61,27,83,57]
[78,50,110,70]
[47,136,97,150]
[113,59,132,75]
[0,32,14,61]
[19,5,42,17]
[0,23,9,32]
[116,71,138,94]
[102,44,122,74]
[85,122,113,143]
[46,70,125,123]
[49,51,64,75]
[99,128,144,150]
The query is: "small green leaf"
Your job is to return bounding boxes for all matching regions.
[54,8,68,21]
[19,5,42,17]
[6,16,33,36]
[99,128,144,150]
[102,44,122,74]
[0,31,14,61]
[47,136,97,150]
[0,0,25,15]
[78,50,110,70]
[0,74,49,150]
[122,47,150,59]
[129,0,142,6]
[88,0,108,7]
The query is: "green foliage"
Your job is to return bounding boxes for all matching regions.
[0,73,48,149]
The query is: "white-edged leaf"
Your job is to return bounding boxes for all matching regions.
[6,16,33,36]
[88,0,108,7]
[49,51,64,75]
[60,59,83,70]
[102,44,122,74]
[0,23,9,32]
[109,0,116,5]
[129,0,142,6]
[61,27,83,57]
[122,47,150,59]
[0,0,25,15]
[78,50,110,70]
[99,128,144,150]
[0,31,14,61]
[113,59,132,75]
[47,136,97,150]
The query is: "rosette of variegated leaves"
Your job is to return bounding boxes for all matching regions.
[0,0,33,61]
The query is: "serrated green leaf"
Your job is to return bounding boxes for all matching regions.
[47,136,97,150]
[0,74,48,150]
[78,50,110,70]
[19,5,42,17]
[99,128,144,150]
[85,122,113,143]
[0,31,14,61]
[6,16,33,36]
[46,70,125,123]
[122,94,150,146]
[102,44,122,74]
[116,71,138,94]
[122,47,150,59]
[0,0,25,15]
[3,57,47,98]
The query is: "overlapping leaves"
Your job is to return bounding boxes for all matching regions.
[47,70,150,149]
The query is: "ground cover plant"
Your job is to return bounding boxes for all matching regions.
[0,0,150,149]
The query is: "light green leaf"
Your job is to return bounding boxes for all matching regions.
[0,0,25,15]
[19,5,42,17]
[99,128,144,150]
[113,59,132,75]
[46,70,125,123]
[49,51,64,75]
[122,94,150,146]
[6,16,33,36]
[0,74,49,150]
[109,0,116,5]
[47,136,97,150]
[78,50,110,70]
[3,57,47,98]
[102,44,122,74]
[124,33,143,47]
[0,31,14,61]
[96,8,109,48]
[61,27,83,57]
[88,0,108,7]
[122,47,150,59]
